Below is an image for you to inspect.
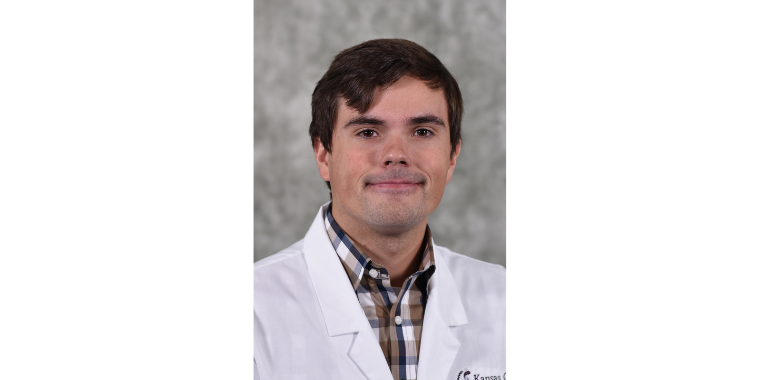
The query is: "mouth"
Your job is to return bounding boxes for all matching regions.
[364,170,426,194]
[365,177,424,196]
[366,181,421,190]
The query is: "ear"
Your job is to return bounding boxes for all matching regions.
[445,140,461,184]
[314,138,331,181]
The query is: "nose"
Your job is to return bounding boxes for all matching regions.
[380,134,408,167]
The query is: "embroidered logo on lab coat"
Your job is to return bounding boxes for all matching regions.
[457,368,506,380]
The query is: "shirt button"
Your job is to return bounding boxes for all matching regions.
[368,269,378,278]
[395,316,402,325]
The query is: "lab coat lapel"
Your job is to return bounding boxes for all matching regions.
[302,205,392,380]
[417,243,469,380]
[348,326,394,380]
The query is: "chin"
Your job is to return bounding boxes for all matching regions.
[361,199,428,234]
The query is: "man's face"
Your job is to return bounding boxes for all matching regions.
[315,76,460,235]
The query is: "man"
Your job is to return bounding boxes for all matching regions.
[254,39,505,380]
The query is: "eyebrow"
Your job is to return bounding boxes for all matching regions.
[342,114,445,129]
[343,116,384,128]
[408,115,445,127]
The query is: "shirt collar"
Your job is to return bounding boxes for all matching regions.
[324,202,436,291]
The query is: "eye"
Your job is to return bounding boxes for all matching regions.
[357,129,377,138]
[414,128,433,137]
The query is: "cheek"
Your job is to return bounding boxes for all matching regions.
[423,150,453,182]
[347,149,370,165]
[331,148,372,188]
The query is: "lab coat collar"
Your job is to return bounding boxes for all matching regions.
[302,203,469,380]
[417,238,469,380]
[303,203,469,333]
[428,238,469,327]
[302,204,366,337]
[302,204,393,379]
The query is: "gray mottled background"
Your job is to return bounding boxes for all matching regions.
[254,0,505,266]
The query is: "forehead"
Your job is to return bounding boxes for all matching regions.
[337,76,448,124]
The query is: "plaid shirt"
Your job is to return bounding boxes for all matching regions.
[325,204,436,380]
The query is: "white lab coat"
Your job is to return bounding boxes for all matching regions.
[254,204,505,380]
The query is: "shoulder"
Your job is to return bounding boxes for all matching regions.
[435,245,505,280]
[254,239,318,313]
[435,245,505,302]
[254,239,308,284]
[254,239,305,269]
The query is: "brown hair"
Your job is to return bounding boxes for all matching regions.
[309,39,464,151]
[309,39,464,192]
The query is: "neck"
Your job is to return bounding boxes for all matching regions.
[331,205,428,287]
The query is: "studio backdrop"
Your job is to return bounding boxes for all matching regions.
[254,0,505,266]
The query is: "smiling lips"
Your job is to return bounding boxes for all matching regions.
[367,180,420,190]
[364,170,425,192]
